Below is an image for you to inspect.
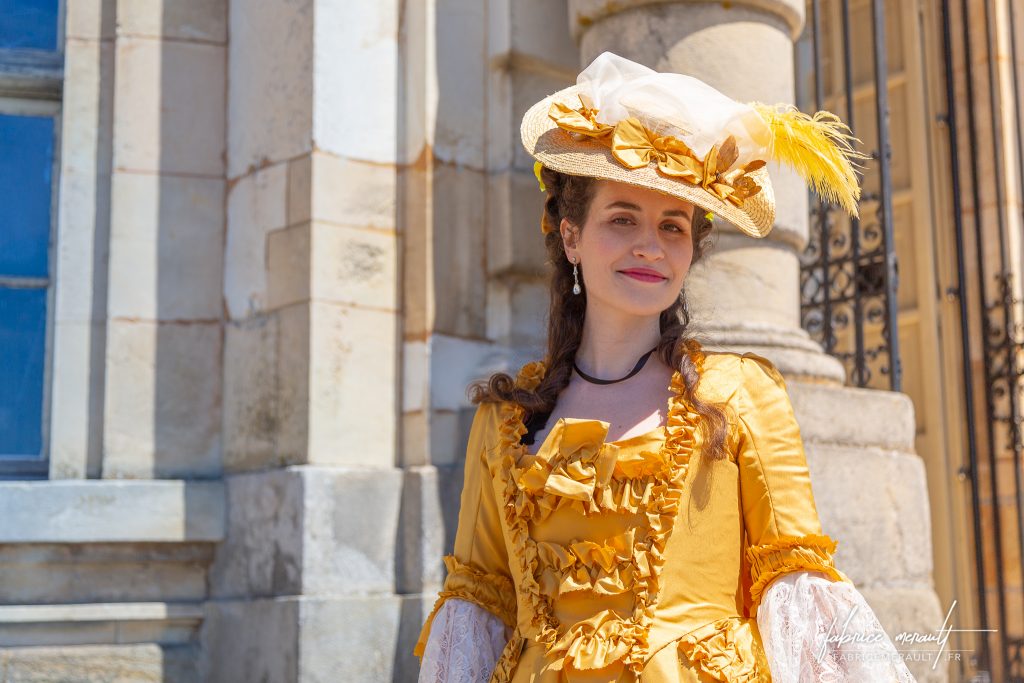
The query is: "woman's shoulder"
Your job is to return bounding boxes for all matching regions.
[695,349,786,404]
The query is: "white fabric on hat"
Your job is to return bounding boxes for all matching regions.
[576,52,773,167]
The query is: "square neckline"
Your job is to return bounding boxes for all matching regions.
[521,369,683,457]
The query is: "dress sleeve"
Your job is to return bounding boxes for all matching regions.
[417,598,512,683]
[413,403,516,661]
[757,571,917,682]
[735,352,854,615]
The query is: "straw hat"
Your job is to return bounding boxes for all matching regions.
[521,52,867,239]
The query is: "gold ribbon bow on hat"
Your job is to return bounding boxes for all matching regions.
[546,100,765,209]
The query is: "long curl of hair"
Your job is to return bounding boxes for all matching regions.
[468,167,730,462]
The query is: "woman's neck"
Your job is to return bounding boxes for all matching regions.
[574,308,662,380]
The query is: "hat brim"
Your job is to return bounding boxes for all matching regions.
[520,85,775,238]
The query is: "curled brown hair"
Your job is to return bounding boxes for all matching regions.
[468,168,730,462]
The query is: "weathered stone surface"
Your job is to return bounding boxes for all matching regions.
[209,468,303,599]
[210,467,402,599]
[223,314,280,472]
[809,443,932,587]
[312,3,400,165]
[108,172,225,321]
[201,595,399,683]
[0,602,203,648]
[0,543,213,605]
[310,152,398,230]
[117,0,227,43]
[227,0,313,178]
[224,161,289,320]
[396,466,445,594]
[0,481,224,543]
[790,381,917,450]
[113,37,225,176]
[0,643,198,682]
[307,302,396,466]
[103,319,222,479]
[568,0,805,42]
[201,598,298,682]
[301,467,403,595]
[394,594,432,683]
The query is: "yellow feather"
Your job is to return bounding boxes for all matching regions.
[751,102,870,218]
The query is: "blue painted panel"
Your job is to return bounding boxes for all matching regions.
[0,0,60,51]
[0,287,46,458]
[0,113,53,278]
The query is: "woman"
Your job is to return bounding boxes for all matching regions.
[414,52,916,683]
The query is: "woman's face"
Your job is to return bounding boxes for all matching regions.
[561,179,695,317]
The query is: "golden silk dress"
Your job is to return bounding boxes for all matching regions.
[413,349,900,682]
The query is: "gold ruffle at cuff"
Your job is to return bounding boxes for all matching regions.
[412,555,517,659]
[745,533,852,613]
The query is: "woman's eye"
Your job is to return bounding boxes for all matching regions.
[662,223,685,233]
[611,216,634,225]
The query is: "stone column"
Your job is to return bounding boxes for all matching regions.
[568,2,947,681]
[205,1,402,681]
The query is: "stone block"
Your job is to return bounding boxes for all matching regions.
[297,595,400,682]
[0,643,198,682]
[287,153,313,226]
[432,0,487,169]
[227,0,313,179]
[117,0,227,43]
[48,319,104,480]
[202,595,400,683]
[569,0,804,43]
[486,170,550,278]
[432,164,487,338]
[275,303,312,464]
[790,382,917,450]
[103,320,222,479]
[56,37,113,326]
[809,443,932,586]
[312,3,400,165]
[223,315,280,472]
[0,480,224,543]
[113,37,225,176]
[310,152,398,230]
[266,222,312,313]
[300,467,403,596]
[108,172,224,321]
[394,594,433,683]
[0,543,213,604]
[310,224,398,310]
[397,466,446,594]
[307,302,396,467]
[511,0,579,71]
[684,232,801,333]
[0,602,203,648]
[224,161,288,320]
[511,67,573,171]
[211,467,402,599]
[209,468,304,599]
[66,0,115,40]
[201,598,298,682]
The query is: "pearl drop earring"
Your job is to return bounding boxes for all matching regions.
[572,257,581,295]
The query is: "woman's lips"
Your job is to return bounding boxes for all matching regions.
[619,269,667,283]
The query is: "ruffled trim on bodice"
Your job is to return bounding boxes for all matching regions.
[488,356,703,681]
[676,616,770,682]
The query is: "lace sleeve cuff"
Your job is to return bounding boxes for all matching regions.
[417,598,510,683]
[756,570,917,682]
